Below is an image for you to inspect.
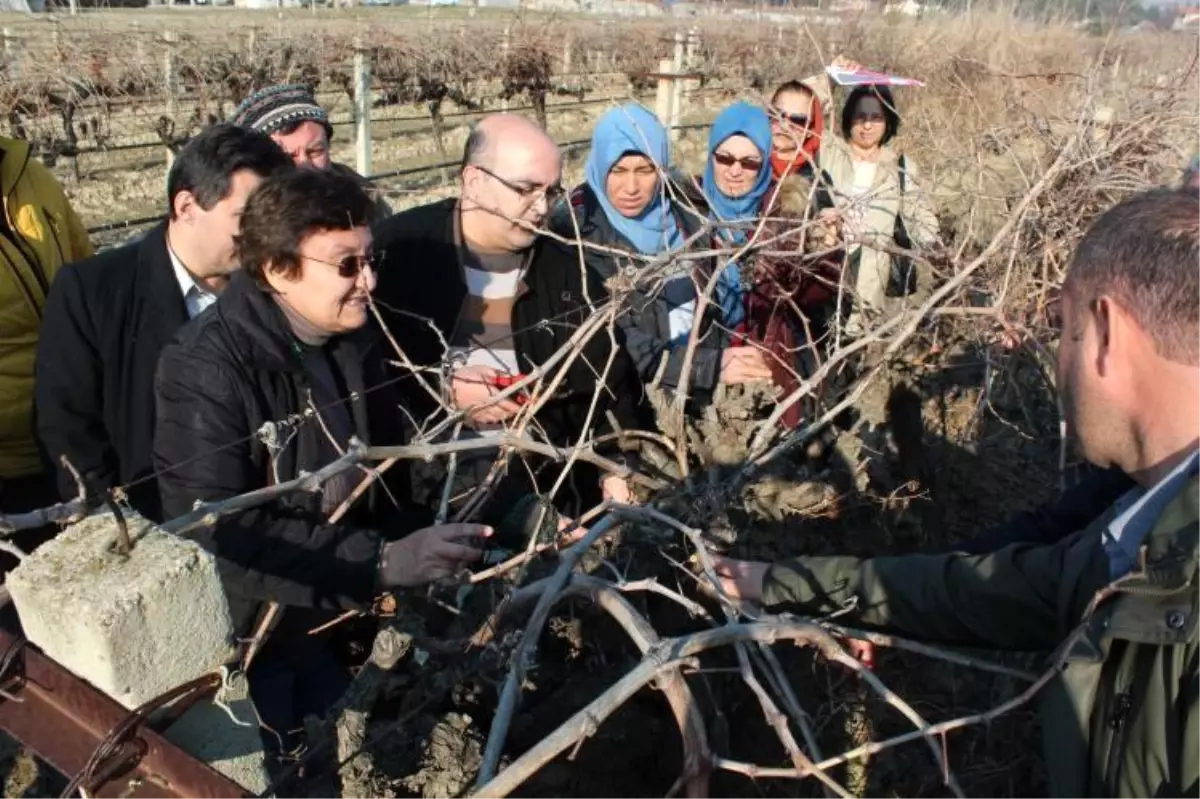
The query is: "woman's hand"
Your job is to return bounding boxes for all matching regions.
[377,524,492,587]
[816,207,843,249]
[601,474,634,504]
[830,54,865,72]
[721,347,774,385]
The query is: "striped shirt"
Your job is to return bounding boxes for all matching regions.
[449,252,526,374]
[450,210,532,436]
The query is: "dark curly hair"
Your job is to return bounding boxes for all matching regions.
[237,168,377,283]
[840,84,900,145]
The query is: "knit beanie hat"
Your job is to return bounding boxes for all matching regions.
[231,84,332,138]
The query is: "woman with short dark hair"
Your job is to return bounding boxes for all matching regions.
[821,84,940,334]
[154,168,489,751]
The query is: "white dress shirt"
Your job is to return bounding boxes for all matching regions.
[168,247,218,319]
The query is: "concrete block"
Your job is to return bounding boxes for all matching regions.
[7,510,237,709]
[164,670,271,795]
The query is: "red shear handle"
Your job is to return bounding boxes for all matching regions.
[491,373,530,405]
[847,638,876,672]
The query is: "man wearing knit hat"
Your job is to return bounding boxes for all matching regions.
[231,84,391,220]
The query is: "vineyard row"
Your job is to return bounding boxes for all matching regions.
[84,121,713,237]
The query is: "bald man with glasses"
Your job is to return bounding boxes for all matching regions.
[371,114,643,544]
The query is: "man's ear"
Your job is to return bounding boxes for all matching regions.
[461,165,482,198]
[1092,295,1133,378]
[171,190,197,223]
[261,261,288,294]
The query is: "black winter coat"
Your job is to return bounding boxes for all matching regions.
[549,183,728,398]
[35,224,186,520]
[372,199,644,516]
[154,271,423,638]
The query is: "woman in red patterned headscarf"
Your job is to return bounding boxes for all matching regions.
[768,78,827,181]
[726,75,847,431]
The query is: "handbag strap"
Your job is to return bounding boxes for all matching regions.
[897,153,907,195]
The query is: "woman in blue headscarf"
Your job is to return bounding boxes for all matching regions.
[580,103,684,256]
[697,101,777,384]
[704,102,775,232]
[552,103,764,399]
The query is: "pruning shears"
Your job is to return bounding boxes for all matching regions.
[491,373,530,406]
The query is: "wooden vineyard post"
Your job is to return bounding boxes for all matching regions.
[133,22,145,66]
[354,37,373,179]
[684,28,700,105]
[163,31,179,176]
[654,31,698,143]
[246,26,257,60]
[562,36,572,76]
[670,31,684,140]
[2,29,17,83]
[654,58,674,140]
[500,26,511,113]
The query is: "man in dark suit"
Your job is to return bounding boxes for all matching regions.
[35,123,292,520]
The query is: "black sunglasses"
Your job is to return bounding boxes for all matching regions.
[771,108,810,128]
[473,163,564,205]
[301,252,381,279]
[713,151,764,173]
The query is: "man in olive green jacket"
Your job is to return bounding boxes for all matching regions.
[715,187,1199,798]
[0,137,93,512]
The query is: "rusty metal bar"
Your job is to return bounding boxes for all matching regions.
[0,626,247,798]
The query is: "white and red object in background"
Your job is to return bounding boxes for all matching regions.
[826,64,926,88]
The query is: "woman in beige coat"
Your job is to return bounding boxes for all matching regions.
[821,84,940,335]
